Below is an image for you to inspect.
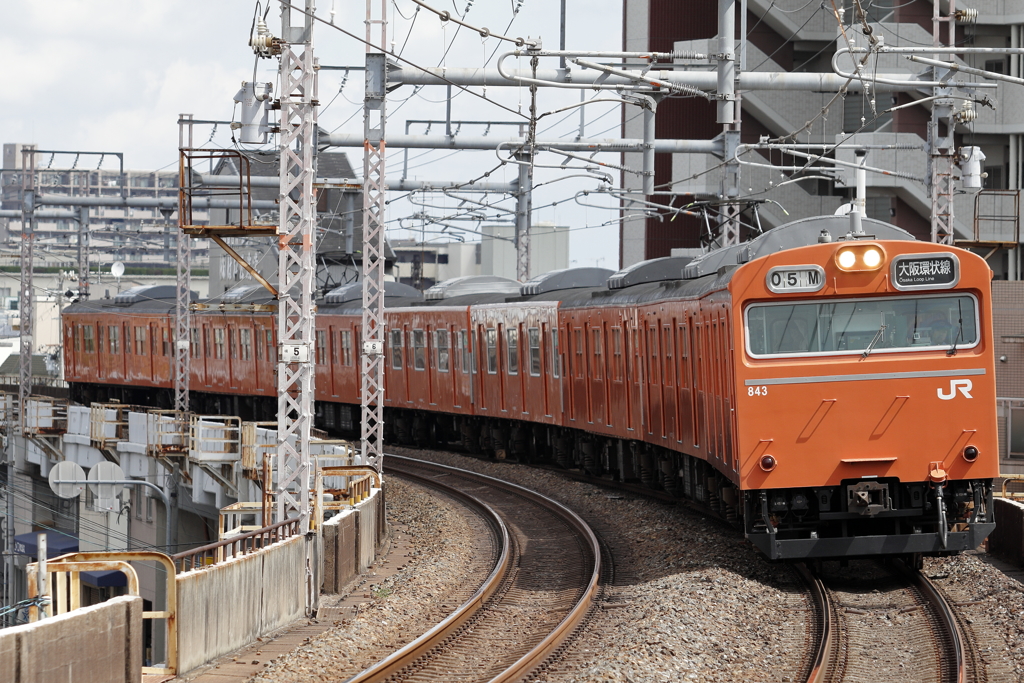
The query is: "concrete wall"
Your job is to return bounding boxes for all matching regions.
[989,497,1024,565]
[322,486,384,593]
[176,535,305,674]
[0,595,142,683]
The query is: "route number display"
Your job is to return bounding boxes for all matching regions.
[766,265,826,294]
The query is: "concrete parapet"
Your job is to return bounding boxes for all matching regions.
[322,485,385,593]
[989,497,1024,565]
[0,595,142,683]
[176,534,305,673]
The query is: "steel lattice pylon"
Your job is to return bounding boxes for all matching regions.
[19,146,36,434]
[175,117,194,415]
[929,0,957,246]
[360,0,388,471]
[276,6,317,529]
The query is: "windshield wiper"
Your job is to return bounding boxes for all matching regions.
[862,322,887,359]
[948,300,964,356]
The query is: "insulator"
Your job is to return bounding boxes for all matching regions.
[955,8,978,23]
[953,101,977,124]
[250,18,277,58]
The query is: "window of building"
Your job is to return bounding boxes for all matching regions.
[108,326,119,354]
[506,327,519,375]
[390,329,403,369]
[214,328,225,360]
[527,327,541,376]
[485,328,498,374]
[436,330,449,372]
[412,329,426,370]
[240,328,252,361]
[341,330,352,366]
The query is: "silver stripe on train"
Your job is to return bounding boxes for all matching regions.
[744,367,987,386]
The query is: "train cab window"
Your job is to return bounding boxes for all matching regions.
[591,328,603,379]
[611,327,622,381]
[527,328,541,376]
[341,330,352,366]
[436,330,450,372]
[108,326,119,354]
[315,330,326,365]
[84,325,94,353]
[507,328,519,375]
[241,329,253,361]
[390,329,404,370]
[213,328,225,360]
[745,294,980,357]
[134,327,146,355]
[190,328,200,358]
[485,328,498,374]
[412,330,427,370]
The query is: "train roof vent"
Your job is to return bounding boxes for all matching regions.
[606,256,694,290]
[113,285,193,305]
[220,284,273,304]
[324,280,424,304]
[424,275,521,301]
[520,267,614,296]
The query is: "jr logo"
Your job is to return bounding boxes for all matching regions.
[938,379,973,400]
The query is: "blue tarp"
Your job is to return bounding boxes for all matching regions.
[13,531,78,559]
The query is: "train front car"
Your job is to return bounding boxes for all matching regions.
[728,218,998,561]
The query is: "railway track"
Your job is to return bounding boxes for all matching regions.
[800,559,979,683]
[345,454,602,683]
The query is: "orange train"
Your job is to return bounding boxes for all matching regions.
[63,215,998,560]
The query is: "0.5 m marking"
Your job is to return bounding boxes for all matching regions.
[748,385,768,396]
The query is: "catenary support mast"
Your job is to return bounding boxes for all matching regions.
[360,0,387,471]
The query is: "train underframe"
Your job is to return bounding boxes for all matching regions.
[68,384,996,561]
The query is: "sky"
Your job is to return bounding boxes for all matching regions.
[0,0,626,272]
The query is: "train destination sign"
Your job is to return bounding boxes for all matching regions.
[891,253,959,291]
[766,265,826,293]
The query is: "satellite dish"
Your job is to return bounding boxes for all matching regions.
[110,261,125,278]
[48,461,86,499]
[88,461,125,500]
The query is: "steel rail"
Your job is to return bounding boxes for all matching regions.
[343,463,512,683]
[896,560,967,683]
[795,563,833,683]
[369,454,603,683]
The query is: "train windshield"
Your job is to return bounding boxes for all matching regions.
[745,293,979,358]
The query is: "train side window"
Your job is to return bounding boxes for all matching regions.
[190,328,200,358]
[241,329,253,361]
[228,329,237,360]
[315,330,326,365]
[390,329,404,370]
[330,330,338,365]
[204,328,211,358]
[574,328,583,378]
[507,328,519,375]
[436,330,450,372]
[254,328,263,361]
[459,330,471,374]
[550,328,560,378]
[611,327,622,381]
[108,326,120,354]
[73,325,81,353]
[265,330,274,360]
[160,328,169,356]
[648,325,659,383]
[134,326,146,355]
[527,328,541,376]
[125,325,133,355]
[591,327,603,379]
[84,325,94,353]
[214,328,225,360]
[412,330,426,370]
[342,330,352,366]
[485,328,498,374]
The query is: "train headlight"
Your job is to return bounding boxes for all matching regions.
[834,244,886,272]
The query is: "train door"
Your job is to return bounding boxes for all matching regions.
[631,320,644,434]
[646,320,662,437]
[583,322,594,424]
[693,314,705,452]
[662,322,676,442]
[608,324,624,430]
[677,321,691,447]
